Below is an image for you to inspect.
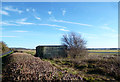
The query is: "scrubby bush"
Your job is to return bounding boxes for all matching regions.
[61,32,88,59]
[0,41,10,53]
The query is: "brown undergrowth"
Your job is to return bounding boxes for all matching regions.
[2,53,82,81]
[45,54,120,81]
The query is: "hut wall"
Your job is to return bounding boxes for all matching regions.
[36,46,67,59]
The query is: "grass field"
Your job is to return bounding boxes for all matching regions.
[88,50,119,52]
[43,54,120,81]
[17,49,119,56]
[21,49,119,58]
[41,49,120,81]
[16,50,36,56]
[22,50,36,56]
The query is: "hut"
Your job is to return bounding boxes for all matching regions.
[36,45,67,59]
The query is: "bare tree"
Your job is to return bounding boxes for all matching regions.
[61,32,87,58]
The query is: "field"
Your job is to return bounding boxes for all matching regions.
[43,52,119,80]
[2,49,120,81]
[43,50,120,81]
[16,49,119,55]
[88,50,119,52]
[14,49,36,56]
[21,50,36,56]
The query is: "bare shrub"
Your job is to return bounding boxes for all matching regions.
[61,32,88,59]
[0,41,10,53]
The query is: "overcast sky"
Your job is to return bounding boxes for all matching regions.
[1,2,118,49]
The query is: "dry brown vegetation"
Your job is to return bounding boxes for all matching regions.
[2,53,83,81]
[20,50,36,56]
[44,53,120,81]
[2,53,57,81]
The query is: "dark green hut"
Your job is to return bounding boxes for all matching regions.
[36,45,67,59]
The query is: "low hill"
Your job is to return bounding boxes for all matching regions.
[2,53,82,81]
